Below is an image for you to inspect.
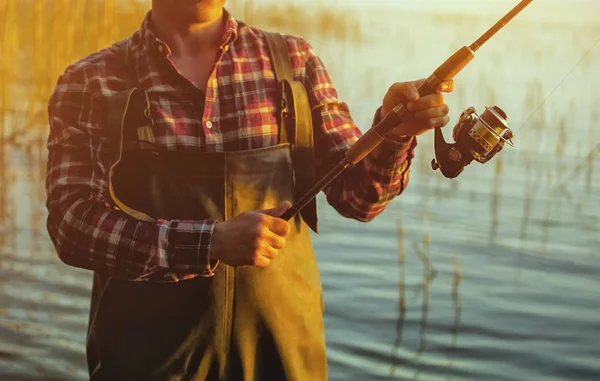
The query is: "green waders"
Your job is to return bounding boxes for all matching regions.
[86,32,327,381]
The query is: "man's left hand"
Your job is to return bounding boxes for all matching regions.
[381,78,455,141]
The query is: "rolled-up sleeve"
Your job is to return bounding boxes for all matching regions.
[300,39,416,222]
[46,66,218,282]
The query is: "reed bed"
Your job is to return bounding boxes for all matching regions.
[0,0,148,144]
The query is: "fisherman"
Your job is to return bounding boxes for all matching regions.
[45,1,453,379]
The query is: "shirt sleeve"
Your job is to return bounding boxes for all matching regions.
[45,66,219,282]
[300,39,417,222]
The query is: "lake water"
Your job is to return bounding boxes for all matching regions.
[1,2,600,380]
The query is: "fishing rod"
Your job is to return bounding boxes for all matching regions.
[281,0,534,222]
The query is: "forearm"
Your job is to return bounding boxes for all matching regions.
[300,37,417,222]
[46,191,218,282]
[323,110,417,222]
[44,65,221,281]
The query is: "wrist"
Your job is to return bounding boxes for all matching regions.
[374,106,411,143]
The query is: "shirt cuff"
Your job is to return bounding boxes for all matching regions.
[368,106,416,167]
[166,219,219,278]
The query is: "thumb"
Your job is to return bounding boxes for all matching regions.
[261,201,292,217]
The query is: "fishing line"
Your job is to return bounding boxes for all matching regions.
[509,35,600,202]
[512,35,600,137]
[553,142,600,192]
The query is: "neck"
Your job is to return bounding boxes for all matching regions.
[150,4,225,57]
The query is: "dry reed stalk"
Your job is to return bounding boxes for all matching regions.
[585,111,598,192]
[417,246,431,357]
[452,254,461,316]
[442,252,462,373]
[519,151,533,243]
[452,253,462,350]
[555,117,567,175]
[389,219,407,377]
[396,219,406,311]
[0,0,19,144]
[28,0,47,126]
[0,144,5,235]
[489,154,503,242]
[415,210,435,357]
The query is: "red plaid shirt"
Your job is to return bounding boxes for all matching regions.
[46,10,416,281]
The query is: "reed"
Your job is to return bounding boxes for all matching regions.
[585,111,598,192]
[555,117,567,174]
[489,153,503,243]
[452,254,462,329]
[415,210,435,361]
[444,253,462,377]
[389,219,407,377]
[0,0,19,145]
[519,151,534,243]
[416,239,432,359]
[0,148,5,247]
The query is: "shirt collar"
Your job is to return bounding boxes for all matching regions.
[135,8,239,58]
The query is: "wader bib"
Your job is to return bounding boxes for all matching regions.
[86,33,326,380]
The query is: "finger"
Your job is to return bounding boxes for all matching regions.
[266,216,290,237]
[261,243,279,260]
[267,232,286,250]
[412,78,426,89]
[389,81,420,103]
[260,201,291,218]
[413,104,450,122]
[254,254,271,267]
[408,93,445,112]
[258,201,291,236]
[427,115,451,128]
[438,79,455,93]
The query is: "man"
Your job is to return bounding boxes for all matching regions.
[46,0,453,380]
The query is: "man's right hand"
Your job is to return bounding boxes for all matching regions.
[210,201,291,267]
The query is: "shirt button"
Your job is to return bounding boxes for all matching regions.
[206,121,213,129]
[157,44,164,53]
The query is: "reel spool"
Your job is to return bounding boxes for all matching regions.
[431,105,514,178]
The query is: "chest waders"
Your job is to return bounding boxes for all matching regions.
[86,32,326,381]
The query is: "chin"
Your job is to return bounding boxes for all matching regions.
[181,0,226,15]
[183,0,226,7]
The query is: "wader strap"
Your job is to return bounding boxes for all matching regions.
[107,35,318,232]
[104,40,159,223]
[106,88,156,223]
[264,31,318,233]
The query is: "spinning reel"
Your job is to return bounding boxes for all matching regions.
[431,105,514,178]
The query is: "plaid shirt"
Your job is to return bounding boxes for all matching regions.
[45,10,416,282]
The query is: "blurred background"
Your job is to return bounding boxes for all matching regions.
[1,0,599,380]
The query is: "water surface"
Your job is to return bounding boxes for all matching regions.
[1,3,599,380]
